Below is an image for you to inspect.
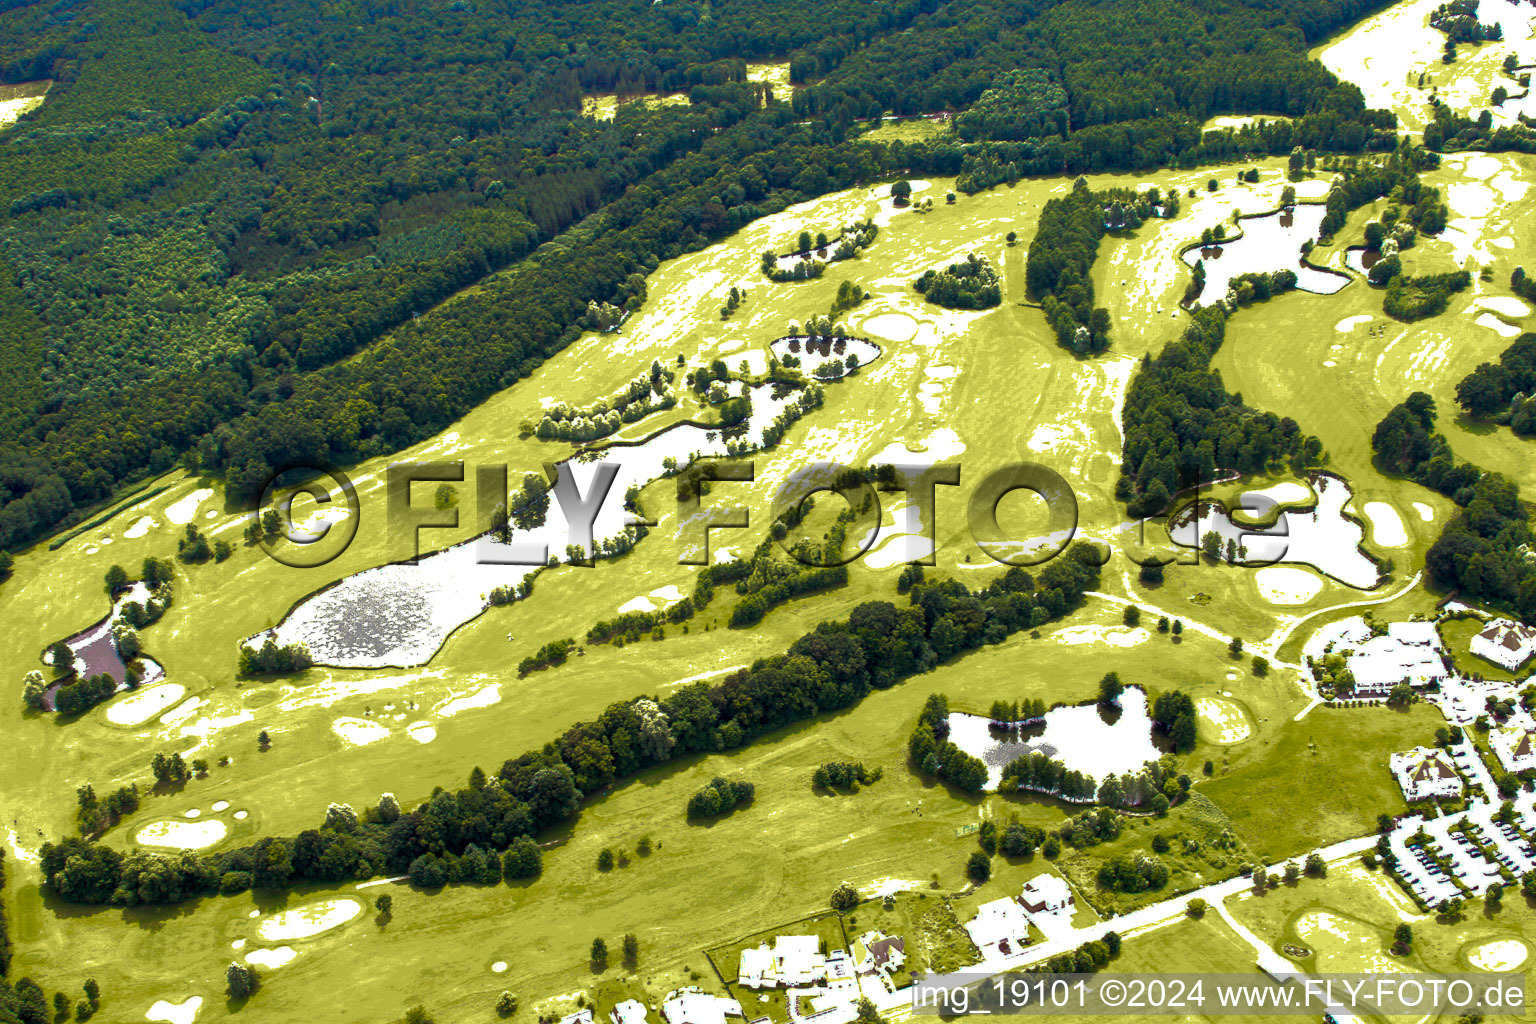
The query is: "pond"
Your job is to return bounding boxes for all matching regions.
[769,334,881,379]
[944,686,1161,789]
[1181,204,1348,306]
[251,382,811,668]
[1167,473,1379,589]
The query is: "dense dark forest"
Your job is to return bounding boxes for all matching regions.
[41,549,1102,906]
[0,0,1405,550]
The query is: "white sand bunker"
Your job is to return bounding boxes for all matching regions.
[1335,315,1373,332]
[1468,938,1528,971]
[617,595,656,614]
[146,997,202,1024]
[136,819,228,849]
[1363,502,1407,547]
[184,809,201,819]
[165,488,214,525]
[491,961,509,973]
[105,683,187,726]
[1476,312,1520,339]
[1474,295,1530,318]
[332,717,388,745]
[233,810,249,820]
[125,516,157,539]
[1196,698,1252,743]
[861,312,918,342]
[1254,567,1323,605]
[437,683,500,718]
[1413,502,1434,522]
[407,721,437,743]
[244,946,298,969]
[1052,625,1148,647]
[257,898,362,941]
[211,800,229,812]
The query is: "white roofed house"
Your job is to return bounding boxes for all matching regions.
[773,935,827,986]
[1471,618,1536,672]
[1389,746,1464,802]
[1019,873,1075,915]
[561,1011,596,1024]
[612,1001,651,1024]
[737,943,774,989]
[963,895,1032,959]
[1492,726,1536,773]
[661,989,743,1024]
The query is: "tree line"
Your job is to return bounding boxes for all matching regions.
[40,545,1103,906]
[1372,392,1536,618]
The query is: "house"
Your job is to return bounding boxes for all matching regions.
[1471,618,1536,672]
[1019,874,1075,915]
[560,1011,595,1024]
[661,989,742,1024]
[773,935,826,986]
[1492,726,1536,773]
[612,1002,650,1024]
[737,944,774,989]
[1389,747,1463,801]
[866,936,905,974]
[964,896,1032,958]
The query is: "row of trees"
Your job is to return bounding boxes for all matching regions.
[1372,392,1536,618]
[40,547,1104,907]
[1027,178,1135,354]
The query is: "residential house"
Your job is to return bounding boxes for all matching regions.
[1492,726,1536,773]
[737,944,774,989]
[560,1011,595,1024]
[1019,874,1075,915]
[1389,747,1463,802]
[964,896,1032,959]
[1472,618,1536,672]
[612,1002,650,1024]
[773,935,826,986]
[866,936,905,975]
[661,989,742,1024]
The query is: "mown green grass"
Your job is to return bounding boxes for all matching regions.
[1,147,1518,1022]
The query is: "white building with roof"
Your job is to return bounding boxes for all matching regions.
[1472,618,1536,672]
[773,935,826,986]
[1389,746,1463,801]
[964,895,1032,959]
[1492,726,1536,773]
[661,990,742,1024]
[611,1001,650,1024]
[561,1011,595,1024]
[1019,873,1075,914]
[1347,621,1451,695]
[737,944,774,988]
